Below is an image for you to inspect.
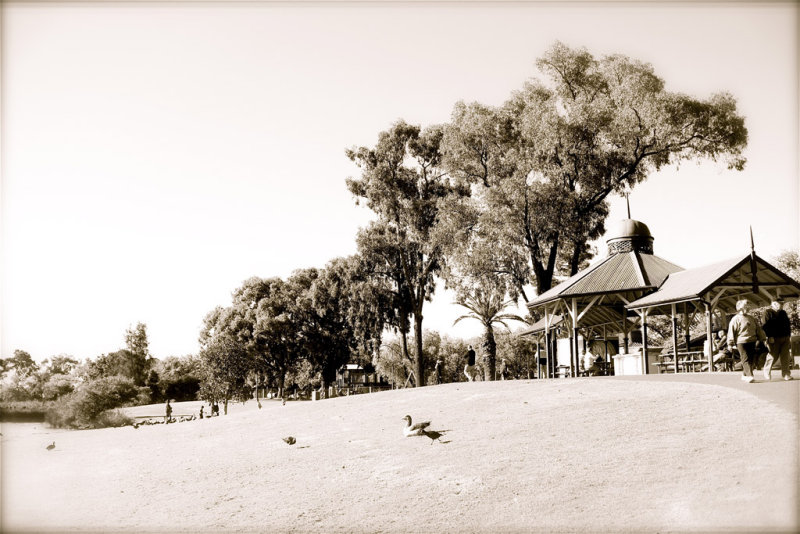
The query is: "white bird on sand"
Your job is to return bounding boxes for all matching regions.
[402,415,431,437]
[46,441,55,450]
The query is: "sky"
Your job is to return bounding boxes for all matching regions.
[2,1,798,362]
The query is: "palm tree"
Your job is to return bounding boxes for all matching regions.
[453,288,526,381]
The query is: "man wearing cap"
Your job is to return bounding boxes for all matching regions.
[727,299,766,383]
[762,298,793,381]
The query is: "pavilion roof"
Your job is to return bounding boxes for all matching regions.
[517,314,563,336]
[528,252,684,308]
[626,253,800,313]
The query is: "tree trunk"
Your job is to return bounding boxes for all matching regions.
[414,313,424,387]
[401,329,410,363]
[529,237,559,294]
[569,240,584,276]
[483,325,497,381]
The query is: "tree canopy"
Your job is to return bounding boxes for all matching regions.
[347,120,470,386]
[442,42,747,296]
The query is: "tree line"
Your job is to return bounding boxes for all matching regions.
[2,43,751,424]
[0,324,206,428]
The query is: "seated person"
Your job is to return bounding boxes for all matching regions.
[583,350,604,376]
[498,358,509,380]
[712,329,735,371]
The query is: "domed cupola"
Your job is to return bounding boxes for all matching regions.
[606,219,654,256]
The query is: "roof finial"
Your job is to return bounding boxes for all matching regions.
[749,225,755,253]
[624,192,631,219]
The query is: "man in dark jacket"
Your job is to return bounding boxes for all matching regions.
[762,298,793,381]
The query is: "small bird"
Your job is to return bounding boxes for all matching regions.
[282,436,296,445]
[422,430,444,445]
[402,415,430,437]
[46,441,55,451]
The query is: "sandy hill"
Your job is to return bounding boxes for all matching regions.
[2,377,797,533]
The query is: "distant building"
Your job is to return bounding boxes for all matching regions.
[336,363,390,392]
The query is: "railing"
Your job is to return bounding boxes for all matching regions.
[655,351,708,373]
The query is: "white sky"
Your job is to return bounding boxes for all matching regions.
[2,1,798,362]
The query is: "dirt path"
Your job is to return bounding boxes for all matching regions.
[2,378,797,533]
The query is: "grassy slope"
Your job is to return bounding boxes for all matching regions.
[2,378,797,533]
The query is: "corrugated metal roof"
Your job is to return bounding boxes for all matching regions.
[563,253,641,295]
[518,314,563,336]
[627,253,800,310]
[528,252,684,307]
[639,254,684,286]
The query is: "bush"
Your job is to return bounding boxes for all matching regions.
[164,376,200,401]
[94,409,133,428]
[46,376,139,429]
[135,386,152,406]
[42,374,78,401]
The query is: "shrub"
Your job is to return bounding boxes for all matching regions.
[94,409,133,428]
[46,376,139,429]
[135,386,152,406]
[42,374,78,401]
[164,376,200,401]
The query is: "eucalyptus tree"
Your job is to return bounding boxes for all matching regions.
[198,334,252,414]
[347,120,469,386]
[123,322,151,386]
[1,349,38,379]
[299,256,389,392]
[199,277,297,398]
[356,223,414,365]
[443,42,748,295]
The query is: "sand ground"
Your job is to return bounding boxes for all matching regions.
[1,373,798,533]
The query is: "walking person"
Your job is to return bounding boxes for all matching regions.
[727,299,767,383]
[463,345,476,382]
[434,358,443,385]
[165,399,173,423]
[762,297,794,381]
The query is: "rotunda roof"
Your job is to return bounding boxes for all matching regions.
[606,219,652,242]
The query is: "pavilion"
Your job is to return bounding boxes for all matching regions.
[523,219,800,378]
[626,251,800,374]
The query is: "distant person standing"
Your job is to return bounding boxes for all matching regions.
[727,299,767,383]
[434,358,443,385]
[499,358,508,380]
[762,297,793,381]
[165,399,173,423]
[199,405,204,419]
[463,345,476,382]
